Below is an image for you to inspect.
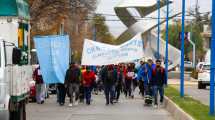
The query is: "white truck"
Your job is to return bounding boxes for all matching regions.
[0,17,33,120]
[197,50,211,89]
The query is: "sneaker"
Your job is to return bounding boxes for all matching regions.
[41,100,44,104]
[74,101,78,106]
[154,104,158,108]
[68,103,73,107]
[59,103,64,106]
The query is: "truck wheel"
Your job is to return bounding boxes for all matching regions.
[19,103,24,120]
[198,81,203,89]
[9,101,26,120]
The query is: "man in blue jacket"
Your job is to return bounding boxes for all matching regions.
[137,59,155,96]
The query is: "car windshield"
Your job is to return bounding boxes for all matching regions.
[203,65,210,70]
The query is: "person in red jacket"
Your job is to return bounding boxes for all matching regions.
[33,66,45,104]
[82,66,96,105]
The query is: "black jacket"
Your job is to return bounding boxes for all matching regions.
[64,66,80,85]
[101,67,117,86]
[151,67,167,86]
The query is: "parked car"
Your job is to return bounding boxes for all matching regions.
[196,62,205,72]
[198,63,210,89]
[184,61,193,69]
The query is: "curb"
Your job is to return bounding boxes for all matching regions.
[164,96,194,120]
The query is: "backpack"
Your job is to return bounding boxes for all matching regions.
[107,69,114,81]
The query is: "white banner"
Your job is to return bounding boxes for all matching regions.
[81,33,144,65]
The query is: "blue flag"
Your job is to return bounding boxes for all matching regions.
[34,35,70,84]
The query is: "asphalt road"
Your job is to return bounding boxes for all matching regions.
[26,92,173,120]
[169,79,209,105]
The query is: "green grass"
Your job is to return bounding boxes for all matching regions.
[165,86,215,120]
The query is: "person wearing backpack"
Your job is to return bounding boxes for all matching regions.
[152,60,167,108]
[64,62,81,107]
[101,65,117,105]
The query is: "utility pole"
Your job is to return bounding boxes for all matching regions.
[165,0,169,84]
[210,0,215,115]
[93,23,97,41]
[157,0,161,59]
[180,0,185,97]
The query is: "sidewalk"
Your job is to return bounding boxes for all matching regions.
[27,92,173,120]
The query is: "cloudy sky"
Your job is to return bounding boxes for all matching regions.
[96,0,212,38]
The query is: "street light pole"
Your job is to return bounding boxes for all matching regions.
[165,0,169,84]
[93,24,97,41]
[180,0,185,97]
[157,0,161,59]
[209,0,215,115]
[188,31,196,68]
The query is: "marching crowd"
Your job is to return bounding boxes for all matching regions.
[33,59,167,108]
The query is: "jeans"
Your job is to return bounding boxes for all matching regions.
[153,85,164,105]
[36,84,45,103]
[104,85,115,104]
[125,80,132,97]
[84,87,92,105]
[139,80,144,97]
[68,83,79,103]
[115,84,122,100]
[57,84,66,105]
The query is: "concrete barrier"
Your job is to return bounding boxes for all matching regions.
[164,96,194,120]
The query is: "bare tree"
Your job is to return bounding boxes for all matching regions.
[30,0,97,61]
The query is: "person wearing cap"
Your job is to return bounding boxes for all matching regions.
[64,62,81,107]
[151,59,167,108]
[82,66,96,105]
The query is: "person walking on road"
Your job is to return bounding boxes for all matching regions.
[124,64,135,98]
[64,62,81,107]
[115,65,123,102]
[57,83,66,106]
[33,65,45,104]
[152,60,167,108]
[137,61,145,97]
[137,59,154,97]
[82,66,96,105]
[101,65,117,105]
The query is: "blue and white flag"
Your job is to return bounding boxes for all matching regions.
[34,35,70,84]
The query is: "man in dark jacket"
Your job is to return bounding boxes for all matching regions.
[152,60,167,107]
[101,65,117,105]
[64,62,81,107]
